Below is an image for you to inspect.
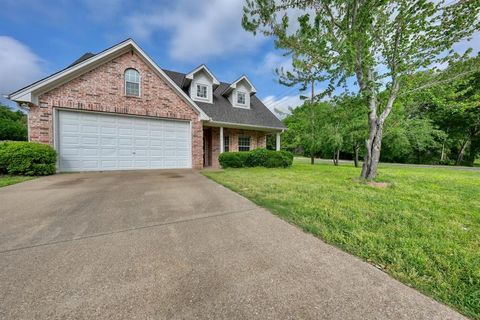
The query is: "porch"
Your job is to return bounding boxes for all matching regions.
[203,126,281,168]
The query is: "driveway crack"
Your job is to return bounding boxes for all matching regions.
[0,207,257,255]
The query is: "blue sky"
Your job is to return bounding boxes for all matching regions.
[1,0,479,115]
[0,0,302,114]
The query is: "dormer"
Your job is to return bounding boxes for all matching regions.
[222,76,257,109]
[185,65,220,104]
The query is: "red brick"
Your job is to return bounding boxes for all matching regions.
[30,51,204,169]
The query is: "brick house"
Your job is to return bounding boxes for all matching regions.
[8,39,285,171]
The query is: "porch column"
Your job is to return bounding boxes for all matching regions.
[220,127,224,153]
[276,132,281,151]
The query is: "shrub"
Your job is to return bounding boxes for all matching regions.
[218,148,293,169]
[0,141,57,176]
[245,148,270,167]
[218,151,249,168]
[265,150,294,168]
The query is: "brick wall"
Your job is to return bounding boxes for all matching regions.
[30,51,203,169]
[209,127,267,168]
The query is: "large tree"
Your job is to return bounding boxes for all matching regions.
[242,0,480,179]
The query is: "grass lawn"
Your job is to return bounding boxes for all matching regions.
[202,161,480,319]
[0,175,35,188]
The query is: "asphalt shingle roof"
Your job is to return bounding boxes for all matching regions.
[163,69,286,129]
[69,52,96,67]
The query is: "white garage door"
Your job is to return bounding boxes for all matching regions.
[58,110,191,172]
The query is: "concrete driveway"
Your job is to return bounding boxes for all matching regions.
[0,170,465,319]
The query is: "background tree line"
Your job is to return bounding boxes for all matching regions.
[280,55,480,167]
[0,105,27,141]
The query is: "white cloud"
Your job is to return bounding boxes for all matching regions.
[257,51,293,76]
[0,36,44,95]
[262,94,303,117]
[126,0,264,62]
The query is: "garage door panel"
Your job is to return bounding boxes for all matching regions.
[101,126,117,135]
[101,137,116,146]
[81,148,99,156]
[101,160,117,169]
[118,149,134,157]
[81,160,100,169]
[118,137,133,146]
[81,136,99,145]
[134,138,149,147]
[150,139,163,147]
[59,110,191,171]
[100,148,117,156]
[62,124,79,133]
[61,136,79,145]
[150,149,163,156]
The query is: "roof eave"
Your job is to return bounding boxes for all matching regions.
[205,120,285,132]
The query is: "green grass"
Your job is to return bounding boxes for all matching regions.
[0,175,35,188]
[202,161,480,319]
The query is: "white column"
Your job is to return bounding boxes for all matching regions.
[276,132,281,151]
[220,127,224,153]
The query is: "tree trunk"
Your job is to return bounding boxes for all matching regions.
[361,120,384,180]
[310,154,315,165]
[354,146,359,168]
[440,137,447,163]
[333,151,338,166]
[336,149,340,166]
[456,139,469,166]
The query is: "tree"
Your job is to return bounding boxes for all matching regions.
[243,0,480,179]
[0,105,27,141]
[282,101,324,159]
[334,95,368,167]
[400,55,480,165]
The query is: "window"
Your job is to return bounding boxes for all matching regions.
[197,84,208,98]
[125,69,140,97]
[238,136,250,152]
[237,91,246,105]
[224,135,230,152]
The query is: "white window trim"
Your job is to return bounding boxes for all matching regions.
[124,68,141,97]
[196,83,208,99]
[238,135,251,151]
[236,91,246,105]
[193,81,211,102]
[233,90,250,109]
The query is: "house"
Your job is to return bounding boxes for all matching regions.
[8,39,285,171]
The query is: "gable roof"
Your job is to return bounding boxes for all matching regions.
[8,39,209,120]
[222,75,257,96]
[163,70,285,130]
[185,64,220,86]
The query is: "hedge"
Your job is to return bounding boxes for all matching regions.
[0,141,57,176]
[219,148,293,168]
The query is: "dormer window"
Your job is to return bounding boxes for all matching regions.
[197,84,208,99]
[186,65,220,104]
[222,75,257,109]
[237,91,246,105]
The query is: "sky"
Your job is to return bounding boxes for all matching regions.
[1,0,479,116]
[0,0,302,115]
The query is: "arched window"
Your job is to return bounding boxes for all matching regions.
[125,68,140,96]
